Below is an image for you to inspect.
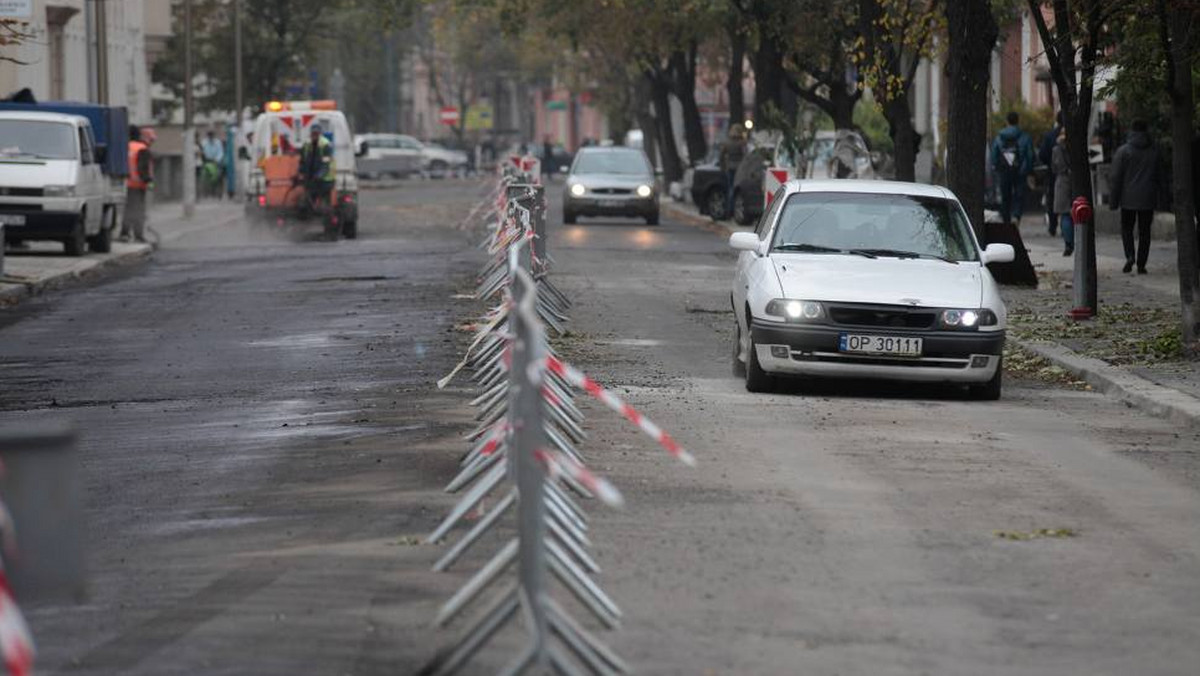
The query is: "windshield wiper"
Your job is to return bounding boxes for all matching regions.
[852,248,959,264]
[774,243,876,258]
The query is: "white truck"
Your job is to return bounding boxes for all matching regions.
[0,109,125,255]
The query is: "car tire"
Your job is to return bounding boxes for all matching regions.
[732,322,746,378]
[88,208,113,253]
[968,357,1003,401]
[64,215,87,256]
[563,210,577,225]
[732,192,753,226]
[706,188,727,221]
[744,327,775,393]
[645,211,659,226]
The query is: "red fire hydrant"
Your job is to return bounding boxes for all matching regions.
[1067,196,1094,320]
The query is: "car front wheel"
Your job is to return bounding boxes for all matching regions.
[64,214,87,256]
[744,328,775,393]
[968,357,1003,400]
[706,188,727,221]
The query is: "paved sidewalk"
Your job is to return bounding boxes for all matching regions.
[1,200,242,305]
[663,198,1200,427]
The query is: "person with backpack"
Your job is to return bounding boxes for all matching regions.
[990,111,1034,227]
[1108,119,1161,274]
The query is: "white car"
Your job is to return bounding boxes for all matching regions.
[730,179,1015,399]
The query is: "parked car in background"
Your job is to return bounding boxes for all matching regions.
[564,146,659,225]
[354,133,423,178]
[420,141,469,177]
[729,179,1015,399]
[0,108,127,255]
[729,144,775,225]
[687,147,727,218]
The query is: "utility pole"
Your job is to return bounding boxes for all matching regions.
[94,0,109,104]
[182,0,196,219]
[233,0,244,197]
[384,33,398,133]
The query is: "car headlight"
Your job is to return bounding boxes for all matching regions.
[636,184,653,198]
[44,185,74,197]
[765,299,825,322]
[569,183,585,197]
[940,308,998,329]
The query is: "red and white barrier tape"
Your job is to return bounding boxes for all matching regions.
[534,449,623,508]
[0,570,32,676]
[541,356,695,466]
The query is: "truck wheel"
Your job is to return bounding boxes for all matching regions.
[343,218,358,240]
[64,216,87,256]
[88,208,113,253]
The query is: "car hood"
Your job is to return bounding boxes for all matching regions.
[569,173,653,189]
[771,255,984,308]
[0,159,76,188]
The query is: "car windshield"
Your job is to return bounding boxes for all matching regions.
[573,150,650,175]
[0,120,77,160]
[771,191,979,262]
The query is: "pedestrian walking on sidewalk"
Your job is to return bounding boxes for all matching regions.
[1039,112,1064,235]
[719,124,747,219]
[1051,129,1074,256]
[1109,119,1161,274]
[121,126,155,243]
[991,112,1034,227]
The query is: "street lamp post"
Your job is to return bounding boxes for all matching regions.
[182,0,196,219]
[94,0,108,105]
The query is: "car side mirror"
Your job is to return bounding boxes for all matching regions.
[729,232,765,254]
[982,243,1015,264]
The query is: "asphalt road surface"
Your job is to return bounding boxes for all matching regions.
[2,179,1199,675]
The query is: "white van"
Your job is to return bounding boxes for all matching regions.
[245,101,358,234]
[0,111,122,255]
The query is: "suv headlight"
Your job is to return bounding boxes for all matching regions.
[569,183,585,197]
[636,184,653,197]
[44,185,75,197]
[765,299,825,322]
[939,308,998,330]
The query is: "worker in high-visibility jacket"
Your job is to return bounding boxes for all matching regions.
[298,123,335,207]
[121,125,155,242]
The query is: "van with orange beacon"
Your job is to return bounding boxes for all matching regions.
[244,100,359,239]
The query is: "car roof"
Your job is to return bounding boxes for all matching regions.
[786,179,955,201]
[577,146,642,154]
[0,111,85,125]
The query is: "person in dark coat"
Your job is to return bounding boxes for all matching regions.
[1109,119,1161,274]
[990,112,1034,227]
[1039,112,1064,235]
[1051,129,1074,256]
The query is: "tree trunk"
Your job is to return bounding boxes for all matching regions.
[1163,7,1200,347]
[650,74,684,183]
[828,77,858,131]
[944,0,997,239]
[727,25,746,126]
[634,75,659,174]
[884,96,917,181]
[670,46,708,164]
[752,33,785,120]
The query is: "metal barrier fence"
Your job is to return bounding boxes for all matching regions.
[421,163,692,675]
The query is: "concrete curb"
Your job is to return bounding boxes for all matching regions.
[1018,339,1200,429]
[662,202,739,239]
[0,243,152,306]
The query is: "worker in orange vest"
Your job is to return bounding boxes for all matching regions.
[121,125,155,242]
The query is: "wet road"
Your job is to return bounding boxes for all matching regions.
[3,179,1199,675]
[2,181,486,674]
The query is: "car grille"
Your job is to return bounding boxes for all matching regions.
[0,203,42,211]
[797,353,969,369]
[828,305,937,329]
[0,187,43,197]
[590,187,632,195]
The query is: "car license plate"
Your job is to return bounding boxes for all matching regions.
[0,214,25,226]
[599,199,621,208]
[839,333,922,357]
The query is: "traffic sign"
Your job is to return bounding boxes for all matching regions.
[439,106,460,125]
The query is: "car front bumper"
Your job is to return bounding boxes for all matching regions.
[1,204,81,240]
[750,320,1004,383]
[564,194,658,217]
